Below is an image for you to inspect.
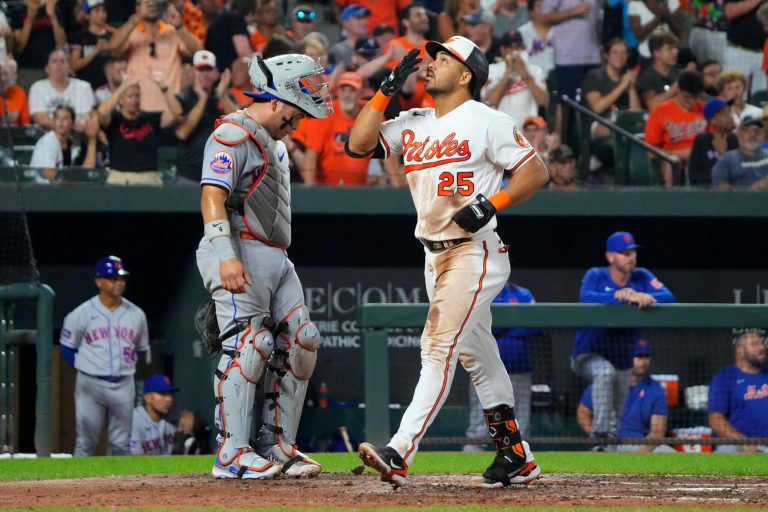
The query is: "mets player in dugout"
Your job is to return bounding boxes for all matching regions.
[196,53,332,479]
[346,36,550,488]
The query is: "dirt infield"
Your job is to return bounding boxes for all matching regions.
[1,473,766,509]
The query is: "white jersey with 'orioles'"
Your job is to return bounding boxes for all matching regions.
[378,100,536,241]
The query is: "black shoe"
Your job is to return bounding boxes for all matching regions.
[358,442,407,488]
[469,440,541,488]
[589,432,616,452]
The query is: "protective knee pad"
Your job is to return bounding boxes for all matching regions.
[213,320,274,464]
[259,305,321,456]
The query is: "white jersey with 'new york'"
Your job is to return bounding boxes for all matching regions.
[379,100,536,241]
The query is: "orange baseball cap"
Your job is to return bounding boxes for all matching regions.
[337,72,363,90]
[523,116,547,129]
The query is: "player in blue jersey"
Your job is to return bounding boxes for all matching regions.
[708,330,768,453]
[577,339,672,452]
[571,231,675,443]
[464,282,539,451]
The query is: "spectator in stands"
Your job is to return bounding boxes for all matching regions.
[571,231,675,445]
[523,115,559,164]
[130,374,179,455]
[577,339,672,452]
[482,30,548,128]
[492,0,531,37]
[711,116,768,189]
[353,36,396,91]
[700,60,722,98]
[548,144,578,189]
[170,0,207,43]
[628,0,684,64]
[260,34,295,59]
[688,97,738,186]
[689,0,728,66]
[110,0,202,122]
[583,38,641,142]
[331,4,371,69]
[204,0,254,73]
[723,0,766,96]
[250,0,284,53]
[29,49,95,132]
[0,6,13,57]
[438,0,480,42]
[644,69,707,186]
[69,0,114,90]
[708,330,768,453]
[229,57,253,109]
[462,9,502,63]
[286,4,317,44]
[175,50,236,181]
[30,105,98,180]
[372,23,396,50]
[338,0,411,36]
[717,70,763,127]
[94,57,127,105]
[760,4,768,92]
[518,0,555,78]
[301,72,371,185]
[0,58,30,126]
[464,281,538,451]
[10,0,67,88]
[383,4,430,69]
[636,31,680,110]
[540,0,601,100]
[97,74,181,185]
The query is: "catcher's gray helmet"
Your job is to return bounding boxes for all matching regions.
[244,53,332,119]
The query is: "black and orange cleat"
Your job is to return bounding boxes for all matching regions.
[358,442,408,489]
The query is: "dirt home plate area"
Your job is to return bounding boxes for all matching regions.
[1,473,766,509]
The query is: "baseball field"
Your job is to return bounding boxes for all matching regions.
[0,452,766,510]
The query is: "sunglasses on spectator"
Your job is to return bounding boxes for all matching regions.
[295,9,316,22]
[149,42,156,58]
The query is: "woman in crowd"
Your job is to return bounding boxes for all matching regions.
[30,105,99,181]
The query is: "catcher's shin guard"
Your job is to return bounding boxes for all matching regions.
[212,320,279,479]
[257,305,322,477]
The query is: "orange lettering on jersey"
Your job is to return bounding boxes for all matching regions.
[402,129,471,173]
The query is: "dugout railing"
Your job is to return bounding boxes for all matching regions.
[356,303,768,449]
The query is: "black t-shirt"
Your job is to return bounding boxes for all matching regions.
[175,87,227,180]
[9,5,63,68]
[205,10,249,72]
[105,111,162,172]
[582,67,630,113]
[484,38,502,67]
[724,0,765,50]
[68,29,112,89]
[636,66,680,98]
[688,132,739,186]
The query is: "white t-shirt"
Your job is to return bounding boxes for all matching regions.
[482,59,546,128]
[30,131,82,169]
[518,21,555,78]
[628,0,681,59]
[734,104,763,127]
[28,78,95,120]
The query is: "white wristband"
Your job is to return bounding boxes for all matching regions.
[205,221,237,261]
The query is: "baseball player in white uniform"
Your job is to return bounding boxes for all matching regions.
[347,36,550,488]
[130,374,179,456]
[196,53,332,479]
[60,256,149,457]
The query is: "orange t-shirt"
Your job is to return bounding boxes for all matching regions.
[250,31,268,53]
[229,86,252,109]
[336,0,412,36]
[384,36,427,68]
[304,100,370,185]
[182,1,207,43]
[644,99,707,151]
[0,85,30,126]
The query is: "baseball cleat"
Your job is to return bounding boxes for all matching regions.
[358,442,407,489]
[259,444,323,478]
[211,448,282,479]
[469,440,541,488]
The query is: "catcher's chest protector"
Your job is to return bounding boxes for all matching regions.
[222,112,292,248]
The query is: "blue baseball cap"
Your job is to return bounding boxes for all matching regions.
[83,0,105,12]
[606,231,641,252]
[341,4,371,20]
[94,255,129,278]
[635,339,652,356]
[143,374,179,394]
[703,97,733,122]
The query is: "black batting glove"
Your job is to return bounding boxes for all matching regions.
[380,48,422,96]
[452,194,497,233]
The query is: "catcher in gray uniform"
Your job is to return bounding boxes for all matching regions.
[196,53,331,479]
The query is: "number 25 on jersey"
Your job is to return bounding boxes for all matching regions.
[437,171,474,197]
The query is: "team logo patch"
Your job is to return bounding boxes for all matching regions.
[650,278,664,290]
[513,127,531,148]
[210,151,234,174]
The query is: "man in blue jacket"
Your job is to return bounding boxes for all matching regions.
[571,231,675,443]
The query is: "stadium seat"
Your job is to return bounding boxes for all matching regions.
[0,125,44,149]
[612,110,648,185]
[0,166,44,183]
[157,145,177,183]
[748,89,768,108]
[58,166,108,184]
[627,134,658,185]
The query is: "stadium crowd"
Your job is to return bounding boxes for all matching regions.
[0,0,766,187]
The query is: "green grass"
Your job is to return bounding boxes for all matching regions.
[0,451,766,481]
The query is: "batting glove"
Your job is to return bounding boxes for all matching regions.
[380,48,422,96]
[452,194,497,233]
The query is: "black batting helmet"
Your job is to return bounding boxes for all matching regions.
[425,36,489,98]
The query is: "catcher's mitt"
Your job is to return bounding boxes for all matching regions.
[194,298,222,354]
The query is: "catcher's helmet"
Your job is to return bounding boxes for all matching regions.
[244,53,332,119]
[425,36,489,98]
[95,255,129,278]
